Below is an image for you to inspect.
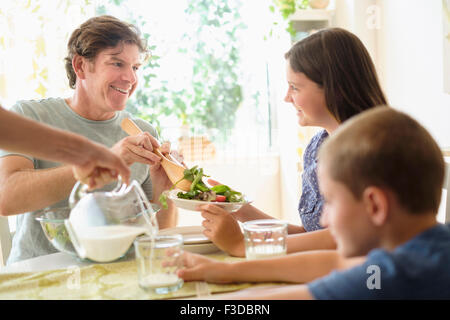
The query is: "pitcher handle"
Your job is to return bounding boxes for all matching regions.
[111,175,125,194]
[69,181,89,209]
[69,176,126,208]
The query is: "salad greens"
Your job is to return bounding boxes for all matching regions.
[43,222,76,254]
[159,166,244,209]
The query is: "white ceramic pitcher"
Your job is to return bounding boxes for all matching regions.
[65,178,159,262]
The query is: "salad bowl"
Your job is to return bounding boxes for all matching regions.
[167,189,250,212]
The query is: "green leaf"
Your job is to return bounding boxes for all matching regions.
[211,184,231,194]
[159,193,169,209]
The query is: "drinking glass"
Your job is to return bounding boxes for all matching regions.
[243,219,288,260]
[134,234,184,294]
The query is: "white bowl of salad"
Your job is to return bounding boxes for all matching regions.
[160,166,250,212]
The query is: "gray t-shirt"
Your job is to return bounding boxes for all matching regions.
[0,97,159,264]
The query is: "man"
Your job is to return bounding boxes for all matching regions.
[0,104,130,188]
[0,16,177,264]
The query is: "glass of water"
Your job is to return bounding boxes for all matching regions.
[243,219,288,260]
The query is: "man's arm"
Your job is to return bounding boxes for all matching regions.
[0,106,85,163]
[0,131,167,216]
[0,156,77,216]
[0,106,130,185]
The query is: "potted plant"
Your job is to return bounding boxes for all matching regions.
[271,0,330,36]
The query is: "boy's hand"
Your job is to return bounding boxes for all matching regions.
[177,252,232,283]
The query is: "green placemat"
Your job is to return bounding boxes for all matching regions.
[0,253,280,300]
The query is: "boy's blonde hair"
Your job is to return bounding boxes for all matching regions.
[318,106,445,214]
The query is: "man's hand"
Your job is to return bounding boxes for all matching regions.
[111,132,162,166]
[148,141,181,228]
[149,141,175,189]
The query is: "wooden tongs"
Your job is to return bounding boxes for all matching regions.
[120,118,191,191]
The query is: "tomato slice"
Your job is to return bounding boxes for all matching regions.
[215,195,226,202]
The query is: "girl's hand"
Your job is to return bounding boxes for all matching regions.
[198,203,246,257]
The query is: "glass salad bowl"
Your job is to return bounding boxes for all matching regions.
[36,203,161,259]
[35,206,77,256]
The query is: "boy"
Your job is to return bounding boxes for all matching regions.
[179,107,450,299]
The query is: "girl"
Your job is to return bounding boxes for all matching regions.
[199,27,387,256]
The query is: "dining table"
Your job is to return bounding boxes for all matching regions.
[0,248,285,300]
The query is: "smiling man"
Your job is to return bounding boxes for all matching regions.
[0,15,177,264]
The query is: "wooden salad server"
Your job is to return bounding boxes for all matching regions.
[120,118,191,191]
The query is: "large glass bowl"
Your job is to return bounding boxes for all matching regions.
[35,207,77,256]
[35,204,161,258]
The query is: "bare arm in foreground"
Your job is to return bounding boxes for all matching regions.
[0,105,130,188]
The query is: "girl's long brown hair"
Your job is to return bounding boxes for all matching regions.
[285,28,387,123]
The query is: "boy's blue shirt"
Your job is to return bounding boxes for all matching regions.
[308,223,450,299]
